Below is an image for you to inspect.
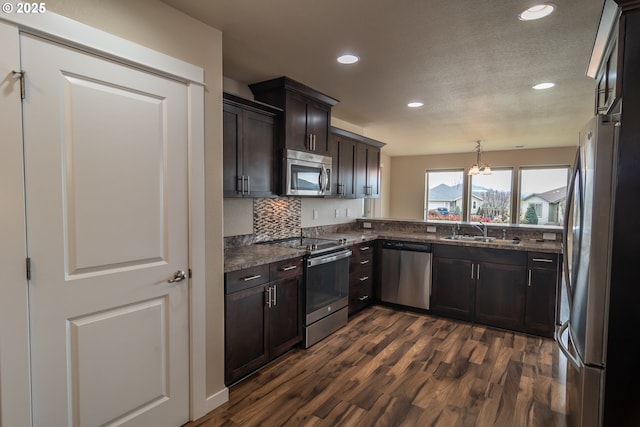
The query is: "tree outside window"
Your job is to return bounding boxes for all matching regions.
[469,169,512,223]
[519,167,569,226]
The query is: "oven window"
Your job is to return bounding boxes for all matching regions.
[306,256,349,314]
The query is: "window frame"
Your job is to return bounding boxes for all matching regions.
[467,167,514,224]
[517,165,570,226]
[424,169,466,221]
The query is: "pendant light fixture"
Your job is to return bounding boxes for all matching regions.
[468,140,492,176]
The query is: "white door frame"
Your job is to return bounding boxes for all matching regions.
[0,12,209,426]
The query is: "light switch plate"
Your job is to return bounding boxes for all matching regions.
[427,226,437,233]
[313,209,318,220]
[543,232,556,240]
[363,222,372,229]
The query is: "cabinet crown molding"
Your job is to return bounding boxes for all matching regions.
[249,76,339,107]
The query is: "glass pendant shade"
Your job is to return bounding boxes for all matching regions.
[468,141,491,176]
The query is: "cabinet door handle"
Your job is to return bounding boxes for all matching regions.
[236,176,243,194]
[477,264,480,280]
[266,286,272,308]
[528,269,532,286]
[245,176,250,194]
[243,274,262,282]
[272,285,277,306]
[281,265,297,271]
[360,246,370,251]
[471,263,474,280]
[532,258,553,263]
[358,295,369,301]
[359,276,369,282]
[360,260,369,265]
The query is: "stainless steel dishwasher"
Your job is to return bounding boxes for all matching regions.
[381,240,432,310]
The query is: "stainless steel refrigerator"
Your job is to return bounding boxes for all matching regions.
[558,114,618,427]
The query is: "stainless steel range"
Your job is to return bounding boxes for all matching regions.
[268,237,351,347]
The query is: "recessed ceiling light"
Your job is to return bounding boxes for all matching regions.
[533,82,555,90]
[518,4,555,21]
[408,102,424,108]
[337,54,359,64]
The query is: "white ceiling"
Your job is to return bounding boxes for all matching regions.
[162,0,604,156]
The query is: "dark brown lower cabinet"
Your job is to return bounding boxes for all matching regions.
[524,252,560,338]
[225,283,269,384]
[475,262,527,330]
[225,257,303,385]
[431,256,475,321]
[348,242,375,315]
[268,275,303,357]
[431,244,556,337]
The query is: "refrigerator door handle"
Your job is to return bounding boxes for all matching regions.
[557,320,581,369]
[562,149,581,311]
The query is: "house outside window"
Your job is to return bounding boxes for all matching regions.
[519,167,569,226]
[424,170,464,221]
[468,169,512,223]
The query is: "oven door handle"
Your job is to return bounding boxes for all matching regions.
[307,250,352,267]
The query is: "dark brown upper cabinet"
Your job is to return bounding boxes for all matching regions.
[223,93,281,198]
[328,130,356,198]
[329,127,384,199]
[249,77,339,156]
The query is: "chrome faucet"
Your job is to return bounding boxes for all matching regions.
[474,222,488,238]
[451,222,460,237]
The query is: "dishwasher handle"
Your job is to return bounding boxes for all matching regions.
[382,240,431,253]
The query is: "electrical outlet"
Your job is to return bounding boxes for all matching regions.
[335,209,341,218]
[426,226,437,233]
[543,232,556,241]
[313,209,318,220]
[363,222,372,229]
[346,208,352,217]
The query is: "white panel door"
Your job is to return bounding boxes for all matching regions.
[21,33,190,427]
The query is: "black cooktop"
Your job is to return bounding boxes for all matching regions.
[265,237,347,255]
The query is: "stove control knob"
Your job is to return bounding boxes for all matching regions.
[311,243,317,251]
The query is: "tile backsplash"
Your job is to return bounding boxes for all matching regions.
[253,198,301,242]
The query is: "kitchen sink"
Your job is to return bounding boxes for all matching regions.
[441,235,495,242]
[440,235,520,245]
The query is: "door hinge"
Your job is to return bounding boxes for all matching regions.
[26,257,31,280]
[12,70,25,100]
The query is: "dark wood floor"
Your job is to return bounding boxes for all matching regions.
[187,305,568,427]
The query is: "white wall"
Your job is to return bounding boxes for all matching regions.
[389,146,576,219]
[301,198,364,227]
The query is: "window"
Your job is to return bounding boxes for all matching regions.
[519,167,569,226]
[424,170,464,221]
[468,169,512,223]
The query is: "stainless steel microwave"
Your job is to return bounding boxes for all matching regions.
[285,149,332,196]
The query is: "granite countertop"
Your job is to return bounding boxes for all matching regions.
[224,245,306,273]
[358,231,562,253]
[224,230,562,273]
[316,230,561,252]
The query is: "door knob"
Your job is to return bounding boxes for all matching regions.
[168,270,187,283]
